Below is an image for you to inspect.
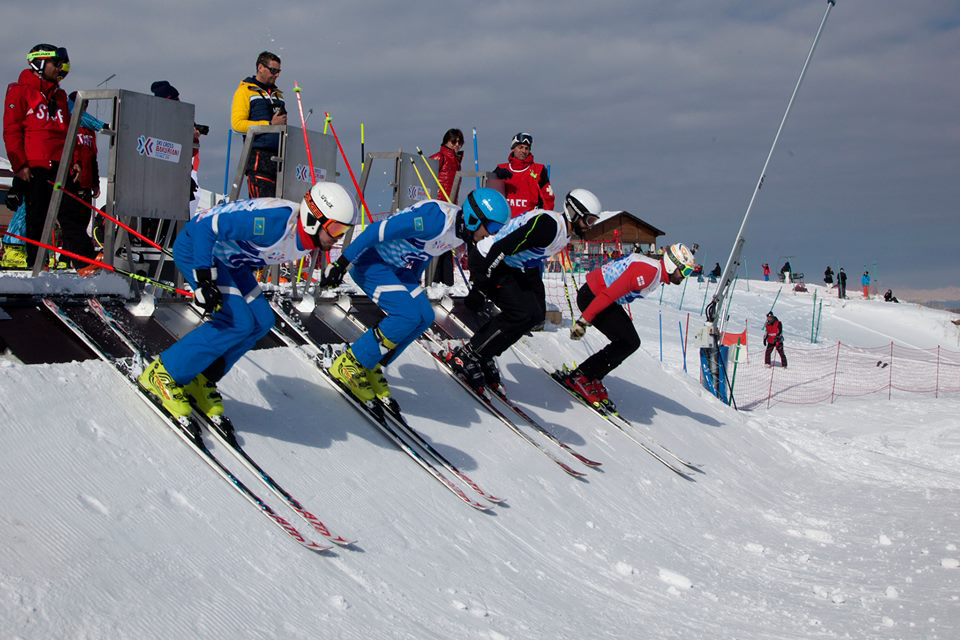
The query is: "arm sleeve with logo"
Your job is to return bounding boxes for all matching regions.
[190,205,294,269]
[581,261,659,324]
[476,213,558,284]
[341,202,446,263]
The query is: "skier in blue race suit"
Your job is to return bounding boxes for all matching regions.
[319,188,510,403]
[138,182,356,421]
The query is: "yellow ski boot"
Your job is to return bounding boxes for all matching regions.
[184,373,224,417]
[138,358,192,418]
[366,364,391,400]
[329,348,375,403]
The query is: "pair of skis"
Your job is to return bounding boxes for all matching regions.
[43,296,354,552]
[268,297,503,511]
[419,331,602,479]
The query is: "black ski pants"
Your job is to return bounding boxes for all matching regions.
[23,166,56,267]
[246,149,278,198]
[764,341,787,367]
[57,181,98,267]
[469,267,545,359]
[575,284,641,381]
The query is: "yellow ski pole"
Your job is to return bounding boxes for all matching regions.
[415,146,451,203]
[408,157,432,199]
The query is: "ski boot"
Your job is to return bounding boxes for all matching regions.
[138,358,192,418]
[0,244,27,269]
[593,379,617,413]
[365,364,391,401]
[561,368,600,406]
[479,355,501,389]
[445,345,486,390]
[329,348,375,403]
[184,373,224,417]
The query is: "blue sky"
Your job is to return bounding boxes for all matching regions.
[3,0,958,292]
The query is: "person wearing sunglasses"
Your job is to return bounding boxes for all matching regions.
[231,51,286,198]
[560,242,696,410]
[491,131,555,218]
[138,182,356,424]
[447,188,602,391]
[2,44,70,269]
[319,188,510,405]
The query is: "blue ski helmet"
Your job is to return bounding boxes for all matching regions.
[463,188,509,234]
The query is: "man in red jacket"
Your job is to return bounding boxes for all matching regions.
[763,311,787,368]
[493,132,555,217]
[3,44,70,268]
[560,243,696,409]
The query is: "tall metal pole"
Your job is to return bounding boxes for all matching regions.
[705,0,838,391]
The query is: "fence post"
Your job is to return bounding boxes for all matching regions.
[888,341,894,401]
[935,345,940,399]
[677,276,688,311]
[659,309,663,362]
[810,289,817,343]
[767,356,775,409]
[830,340,840,404]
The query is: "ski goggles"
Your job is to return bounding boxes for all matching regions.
[304,192,351,238]
[667,251,695,278]
[511,132,533,148]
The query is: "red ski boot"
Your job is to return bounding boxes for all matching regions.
[562,369,600,406]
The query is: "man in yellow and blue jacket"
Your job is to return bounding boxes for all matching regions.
[230,51,286,198]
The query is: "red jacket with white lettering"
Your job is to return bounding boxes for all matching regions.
[581,253,668,324]
[429,145,461,204]
[70,126,99,191]
[3,69,70,173]
[494,152,555,217]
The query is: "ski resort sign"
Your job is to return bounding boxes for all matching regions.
[136,135,182,163]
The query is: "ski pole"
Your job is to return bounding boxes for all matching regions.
[360,121,366,229]
[5,232,193,297]
[415,147,451,203]
[409,157,432,199]
[223,129,232,198]
[324,112,373,224]
[292,82,316,184]
[677,275,688,311]
[679,321,687,372]
[472,127,480,189]
[49,181,171,257]
[770,285,782,313]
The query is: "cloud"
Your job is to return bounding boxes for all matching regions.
[2,0,958,287]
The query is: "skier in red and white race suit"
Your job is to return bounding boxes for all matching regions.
[560,243,697,409]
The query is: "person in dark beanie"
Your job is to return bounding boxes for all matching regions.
[231,51,285,198]
[763,311,787,368]
[150,80,179,100]
[492,132,554,218]
[837,267,847,299]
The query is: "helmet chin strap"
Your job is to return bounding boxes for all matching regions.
[296,217,318,250]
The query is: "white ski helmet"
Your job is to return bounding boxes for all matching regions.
[564,188,602,226]
[663,243,696,277]
[300,182,356,238]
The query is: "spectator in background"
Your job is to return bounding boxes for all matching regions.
[2,44,70,268]
[709,262,721,282]
[837,267,847,299]
[429,128,464,286]
[763,311,787,368]
[60,91,100,271]
[231,51,286,198]
[883,289,899,303]
[780,261,792,284]
[861,270,870,299]
[824,265,834,286]
[429,128,463,203]
[493,132,554,217]
[762,262,770,281]
[151,81,200,211]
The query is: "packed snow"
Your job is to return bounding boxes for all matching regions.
[1,277,958,639]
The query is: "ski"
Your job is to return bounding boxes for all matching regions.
[547,369,696,481]
[269,298,494,511]
[86,298,356,546]
[424,344,587,479]
[41,297,332,552]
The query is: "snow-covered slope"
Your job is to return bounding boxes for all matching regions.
[1,283,958,639]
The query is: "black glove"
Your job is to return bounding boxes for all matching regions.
[193,267,222,312]
[570,318,589,341]
[464,287,487,312]
[320,255,350,289]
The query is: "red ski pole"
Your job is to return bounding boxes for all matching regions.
[49,181,171,256]
[325,113,373,224]
[292,82,316,184]
[5,232,193,297]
